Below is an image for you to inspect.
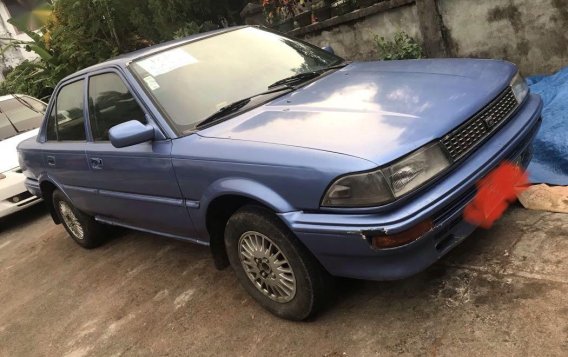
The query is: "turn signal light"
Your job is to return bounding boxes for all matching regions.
[368,220,433,249]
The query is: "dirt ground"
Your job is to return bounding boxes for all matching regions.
[0,204,567,357]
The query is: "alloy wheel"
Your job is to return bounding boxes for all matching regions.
[238,231,297,303]
[58,201,84,240]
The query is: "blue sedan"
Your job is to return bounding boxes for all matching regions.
[17,26,542,320]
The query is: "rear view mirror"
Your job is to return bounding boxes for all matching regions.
[322,46,335,55]
[109,120,155,148]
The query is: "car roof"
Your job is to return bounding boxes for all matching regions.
[63,26,249,81]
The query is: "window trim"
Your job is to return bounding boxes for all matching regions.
[41,76,88,143]
[85,67,165,144]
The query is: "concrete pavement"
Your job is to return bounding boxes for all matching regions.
[0,204,566,356]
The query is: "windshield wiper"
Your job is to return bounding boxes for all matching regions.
[195,87,292,129]
[195,62,351,130]
[12,94,42,114]
[267,62,351,89]
[268,72,321,89]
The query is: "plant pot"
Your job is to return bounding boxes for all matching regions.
[331,0,355,17]
[295,11,312,27]
[313,5,332,22]
[356,0,377,9]
[277,18,294,32]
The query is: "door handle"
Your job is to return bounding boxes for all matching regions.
[90,157,103,169]
[46,156,55,166]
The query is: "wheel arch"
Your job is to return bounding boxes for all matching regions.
[201,179,297,270]
[39,179,61,224]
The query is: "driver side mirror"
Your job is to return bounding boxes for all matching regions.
[322,45,335,55]
[109,120,155,148]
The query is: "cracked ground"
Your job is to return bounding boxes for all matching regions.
[0,204,567,356]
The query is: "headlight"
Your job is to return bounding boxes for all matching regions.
[322,143,451,207]
[510,72,528,104]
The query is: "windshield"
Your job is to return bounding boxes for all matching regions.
[130,27,341,134]
[0,97,45,141]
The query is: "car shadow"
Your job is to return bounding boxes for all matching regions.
[0,203,49,235]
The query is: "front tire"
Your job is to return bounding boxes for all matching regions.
[52,190,106,249]
[225,205,332,320]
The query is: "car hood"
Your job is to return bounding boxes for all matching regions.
[1,129,39,173]
[198,59,517,165]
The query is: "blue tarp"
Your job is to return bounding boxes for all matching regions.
[526,67,568,185]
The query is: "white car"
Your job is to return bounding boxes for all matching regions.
[0,94,47,218]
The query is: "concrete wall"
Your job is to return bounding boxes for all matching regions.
[292,0,567,75]
[438,0,568,75]
[301,4,421,61]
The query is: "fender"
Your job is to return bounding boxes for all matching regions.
[37,173,94,211]
[190,177,296,237]
[37,174,67,224]
[38,174,69,200]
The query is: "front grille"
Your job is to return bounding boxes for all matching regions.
[442,87,519,161]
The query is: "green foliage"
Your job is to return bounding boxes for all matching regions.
[0,0,248,99]
[0,60,60,100]
[374,31,423,61]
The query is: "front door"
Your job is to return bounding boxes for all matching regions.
[41,79,92,212]
[82,71,193,238]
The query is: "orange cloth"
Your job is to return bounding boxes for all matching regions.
[464,162,529,228]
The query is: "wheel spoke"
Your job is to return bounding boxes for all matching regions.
[277,266,292,274]
[279,278,294,291]
[279,273,294,283]
[58,201,84,240]
[244,239,256,253]
[241,244,254,258]
[271,283,285,297]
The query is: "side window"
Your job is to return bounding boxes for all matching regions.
[55,80,86,141]
[88,73,146,141]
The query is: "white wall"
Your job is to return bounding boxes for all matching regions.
[0,1,39,80]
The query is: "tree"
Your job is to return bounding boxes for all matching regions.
[0,0,249,98]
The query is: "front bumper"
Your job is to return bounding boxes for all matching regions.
[0,169,42,218]
[279,94,543,281]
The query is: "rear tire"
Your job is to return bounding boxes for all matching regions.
[225,205,332,320]
[52,190,106,249]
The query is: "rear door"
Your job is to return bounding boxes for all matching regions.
[40,78,92,211]
[82,70,193,238]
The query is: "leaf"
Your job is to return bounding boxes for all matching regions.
[374,31,423,61]
[26,44,53,61]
